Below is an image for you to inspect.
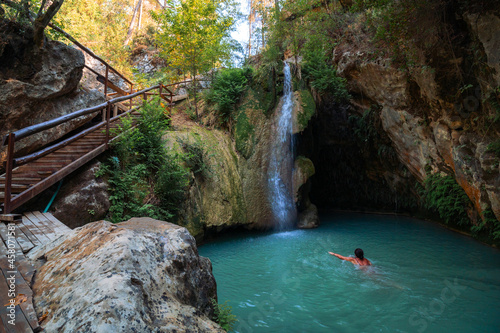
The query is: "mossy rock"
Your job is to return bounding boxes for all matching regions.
[297,89,316,132]
[296,155,316,179]
[235,109,255,159]
[251,77,276,117]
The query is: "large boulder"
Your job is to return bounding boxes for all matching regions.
[28,218,223,332]
[50,161,110,228]
[0,21,105,167]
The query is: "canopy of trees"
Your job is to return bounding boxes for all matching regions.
[153,0,240,116]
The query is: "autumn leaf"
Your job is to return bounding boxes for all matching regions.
[38,312,49,324]
[4,294,28,307]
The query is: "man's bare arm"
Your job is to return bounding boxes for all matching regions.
[328,252,356,263]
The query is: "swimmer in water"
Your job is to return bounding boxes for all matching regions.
[328,248,372,266]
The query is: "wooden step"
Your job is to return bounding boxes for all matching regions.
[36,158,74,164]
[77,139,105,144]
[0,184,29,190]
[0,176,42,183]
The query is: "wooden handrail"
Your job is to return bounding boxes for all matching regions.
[48,22,133,86]
[13,121,107,167]
[0,21,200,214]
[1,80,192,213]
[2,85,159,145]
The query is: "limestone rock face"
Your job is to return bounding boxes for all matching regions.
[331,11,500,223]
[50,161,110,229]
[28,218,223,333]
[297,204,319,229]
[168,122,274,241]
[293,156,316,202]
[0,23,105,166]
[465,13,500,87]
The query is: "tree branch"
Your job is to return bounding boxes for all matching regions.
[124,0,142,46]
[0,0,32,22]
[33,0,64,48]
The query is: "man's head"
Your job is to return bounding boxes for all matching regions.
[355,248,364,259]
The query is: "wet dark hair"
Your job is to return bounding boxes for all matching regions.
[355,248,364,259]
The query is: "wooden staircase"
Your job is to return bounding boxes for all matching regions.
[0,23,177,216]
[0,107,143,215]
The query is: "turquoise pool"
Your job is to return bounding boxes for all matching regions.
[199,212,500,332]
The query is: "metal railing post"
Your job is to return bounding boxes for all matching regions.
[3,133,15,214]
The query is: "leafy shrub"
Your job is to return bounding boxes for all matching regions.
[98,157,163,222]
[212,299,237,332]
[177,136,213,177]
[234,110,254,158]
[154,153,189,214]
[350,108,378,143]
[484,210,500,240]
[297,89,316,131]
[206,67,252,124]
[302,51,349,101]
[486,139,500,158]
[98,98,188,222]
[420,174,471,226]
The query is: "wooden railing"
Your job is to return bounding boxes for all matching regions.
[48,23,135,98]
[1,84,174,214]
[0,23,211,214]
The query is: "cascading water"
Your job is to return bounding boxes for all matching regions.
[268,62,296,230]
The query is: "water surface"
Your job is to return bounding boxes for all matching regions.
[199,212,500,333]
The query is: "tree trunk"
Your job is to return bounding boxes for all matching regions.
[124,0,142,46]
[193,67,198,120]
[33,0,64,48]
[138,0,143,30]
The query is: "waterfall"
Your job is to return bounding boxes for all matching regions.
[268,62,296,230]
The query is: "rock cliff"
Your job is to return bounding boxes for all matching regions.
[166,82,317,240]
[28,217,223,332]
[0,20,105,168]
[302,3,499,242]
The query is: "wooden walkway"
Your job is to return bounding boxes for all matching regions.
[0,212,71,333]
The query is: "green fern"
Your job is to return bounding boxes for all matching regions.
[211,299,237,332]
[420,174,471,226]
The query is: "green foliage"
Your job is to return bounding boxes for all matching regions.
[252,64,279,116]
[302,51,349,101]
[483,210,500,240]
[205,67,251,124]
[98,157,162,222]
[52,0,136,75]
[297,89,316,131]
[154,153,190,214]
[471,210,500,240]
[420,174,471,226]
[98,98,189,222]
[349,107,378,143]
[211,299,237,332]
[486,139,500,158]
[153,0,241,88]
[177,135,214,177]
[234,110,254,158]
[352,0,442,68]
